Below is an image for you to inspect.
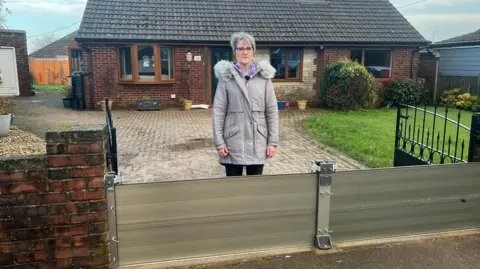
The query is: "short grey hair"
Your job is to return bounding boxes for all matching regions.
[230,32,256,53]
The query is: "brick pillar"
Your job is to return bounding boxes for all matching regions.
[0,124,110,268]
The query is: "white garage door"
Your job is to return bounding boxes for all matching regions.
[0,47,20,97]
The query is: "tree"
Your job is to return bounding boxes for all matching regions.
[31,33,57,52]
[0,0,9,29]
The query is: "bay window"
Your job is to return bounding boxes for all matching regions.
[270,48,303,81]
[350,49,392,79]
[118,44,175,83]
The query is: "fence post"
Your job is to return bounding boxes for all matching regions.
[468,114,480,162]
[311,160,336,250]
[105,172,120,268]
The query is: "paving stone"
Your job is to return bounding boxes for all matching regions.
[13,93,365,184]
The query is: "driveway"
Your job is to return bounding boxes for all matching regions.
[13,92,364,184]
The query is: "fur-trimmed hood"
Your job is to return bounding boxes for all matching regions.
[214,60,276,82]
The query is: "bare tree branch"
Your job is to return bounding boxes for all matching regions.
[31,33,57,52]
[0,0,10,30]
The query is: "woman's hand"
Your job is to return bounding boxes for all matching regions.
[267,146,277,159]
[218,147,229,157]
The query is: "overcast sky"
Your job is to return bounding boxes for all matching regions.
[3,0,480,53]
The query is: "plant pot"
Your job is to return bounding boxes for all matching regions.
[277,101,287,110]
[62,97,73,108]
[0,114,11,137]
[184,100,193,111]
[297,100,308,111]
[99,100,114,111]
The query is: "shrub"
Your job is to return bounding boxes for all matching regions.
[373,81,386,108]
[0,97,14,115]
[455,93,474,110]
[472,96,480,112]
[383,79,421,106]
[320,58,375,110]
[60,84,72,97]
[440,88,461,108]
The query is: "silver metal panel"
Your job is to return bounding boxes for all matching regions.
[115,174,318,266]
[114,163,480,266]
[330,163,480,243]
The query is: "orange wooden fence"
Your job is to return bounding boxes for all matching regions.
[29,59,70,85]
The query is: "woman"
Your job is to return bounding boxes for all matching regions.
[212,32,279,177]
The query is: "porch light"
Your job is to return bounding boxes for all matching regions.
[186,52,193,62]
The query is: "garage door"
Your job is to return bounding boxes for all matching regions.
[0,47,20,96]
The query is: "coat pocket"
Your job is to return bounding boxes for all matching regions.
[224,124,241,140]
[256,124,268,139]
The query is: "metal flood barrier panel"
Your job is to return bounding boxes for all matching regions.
[110,162,480,266]
[115,173,318,266]
[330,163,480,242]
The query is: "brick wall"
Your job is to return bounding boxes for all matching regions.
[81,45,206,109]
[392,48,420,80]
[0,30,31,96]
[0,125,110,268]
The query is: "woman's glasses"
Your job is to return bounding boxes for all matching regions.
[235,47,253,53]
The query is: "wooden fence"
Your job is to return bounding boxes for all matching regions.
[29,59,70,85]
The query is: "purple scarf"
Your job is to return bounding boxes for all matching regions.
[234,61,256,78]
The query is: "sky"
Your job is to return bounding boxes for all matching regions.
[2,0,480,53]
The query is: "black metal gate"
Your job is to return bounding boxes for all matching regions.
[394,103,473,167]
[105,98,118,175]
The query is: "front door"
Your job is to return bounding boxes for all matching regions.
[210,47,233,105]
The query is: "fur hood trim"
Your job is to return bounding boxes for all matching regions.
[214,60,276,82]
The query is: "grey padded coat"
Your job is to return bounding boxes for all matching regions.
[212,60,279,165]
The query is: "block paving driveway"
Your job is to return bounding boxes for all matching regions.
[13,93,364,184]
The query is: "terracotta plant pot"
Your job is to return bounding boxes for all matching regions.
[0,114,11,137]
[99,100,113,111]
[297,100,308,111]
[184,100,193,111]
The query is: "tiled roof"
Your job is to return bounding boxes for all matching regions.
[432,29,480,48]
[29,30,78,59]
[76,0,428,45]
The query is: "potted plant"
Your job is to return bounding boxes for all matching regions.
[60,84,73,108]
[0,97,14,137]
[276,92,288,110]
[286,87,314,111]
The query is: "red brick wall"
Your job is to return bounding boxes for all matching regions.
[0,30,31,96]
[392,48,420,80]
[0,125,110,268]
[81,45,206,109]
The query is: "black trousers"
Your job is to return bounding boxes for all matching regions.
[224,164,264,177]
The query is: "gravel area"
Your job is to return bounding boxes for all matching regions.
[0,126,46,157]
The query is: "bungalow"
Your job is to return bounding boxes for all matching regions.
[29,30,82,85]
[428,29,480,99]
[74,0,428,110]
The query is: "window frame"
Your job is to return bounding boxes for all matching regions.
[68,48,83,74]
[349,48,393,81]
[117,44,176,84]
[270,47,304,82]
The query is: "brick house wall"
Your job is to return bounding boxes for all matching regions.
[80,45,205,109]
[0,125,110,268]
[77,43,420,109]
[0,30,31,96]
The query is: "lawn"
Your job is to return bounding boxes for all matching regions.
[304,107,473,168]
[34,84,63,93]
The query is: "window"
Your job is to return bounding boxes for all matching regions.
[270,48,303,80]
[119,47,132,80]
[118,44,175,83]
[350,49,392,79]
[70,49,83,73]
